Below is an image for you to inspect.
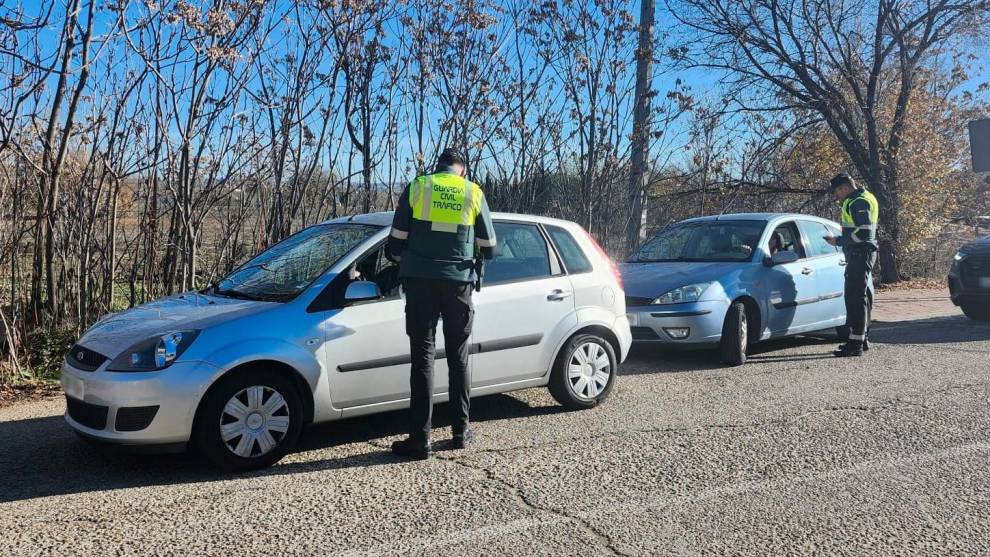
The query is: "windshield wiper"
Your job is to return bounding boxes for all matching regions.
[212,288,268,301]
[627,257,701,263]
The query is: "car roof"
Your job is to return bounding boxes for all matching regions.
[319,211,582,228]
[679,212,837,226]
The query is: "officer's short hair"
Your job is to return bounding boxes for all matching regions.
[829,173,855,191]
[437,148,466,168]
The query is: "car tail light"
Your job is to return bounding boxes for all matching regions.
[582,228,623,289]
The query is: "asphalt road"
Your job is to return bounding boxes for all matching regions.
[1,290,988,556]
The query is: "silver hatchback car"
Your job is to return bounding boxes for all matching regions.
[61,212,631,470]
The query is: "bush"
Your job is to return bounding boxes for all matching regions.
[22,328,77,382]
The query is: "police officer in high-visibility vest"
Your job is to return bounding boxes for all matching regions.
[388,148,497,460]
[825,173,879,357]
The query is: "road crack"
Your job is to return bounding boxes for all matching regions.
[435,452,633,557]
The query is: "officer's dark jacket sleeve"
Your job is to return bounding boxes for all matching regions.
[474,194,497,260]
[838,198,873,247]
[388,183,413,261]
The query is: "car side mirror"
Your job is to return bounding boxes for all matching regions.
[764,251,799,266]
[343,281,382,304]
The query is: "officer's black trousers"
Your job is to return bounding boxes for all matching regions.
[843,248,877,343]
[402,278,474,445]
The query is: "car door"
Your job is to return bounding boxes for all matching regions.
[470,221,578,388]
[763,220,820,335]
[797,219,847,328]
[316,243,450,412]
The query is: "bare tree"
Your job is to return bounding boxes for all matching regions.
[672,0,990,282]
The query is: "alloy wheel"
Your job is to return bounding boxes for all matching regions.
[220,385,291,458]
[567,342,612,400]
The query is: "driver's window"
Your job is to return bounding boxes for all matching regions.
[767,223,805,258]
[348,245,401,299]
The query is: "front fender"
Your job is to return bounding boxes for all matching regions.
[194,338,339,423]
[201,338,323,389]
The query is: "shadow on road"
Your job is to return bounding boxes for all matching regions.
[622,333,840,373]
[871,314,990,345]
[624,314,990,372]
[0,393,565,504]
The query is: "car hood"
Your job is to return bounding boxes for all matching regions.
[960,235,990,256]
[620,261,738,300]
[78,293,276,358]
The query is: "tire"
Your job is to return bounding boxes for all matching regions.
[194,369,303,472]
[719,302,748,366]
[549,333,617,410]
[961,302,990,321]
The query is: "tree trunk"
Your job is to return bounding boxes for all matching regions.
[625,0,654,256]
[868,175,902,283]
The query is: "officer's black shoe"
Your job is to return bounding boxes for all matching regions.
[838,340,870,352]
[391,438,432,460]
[834,343,864,357]
[451,429,475,449]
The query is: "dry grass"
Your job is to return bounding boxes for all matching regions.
[0,381,60,409]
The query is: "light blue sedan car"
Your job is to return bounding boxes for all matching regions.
[622,213,861,365]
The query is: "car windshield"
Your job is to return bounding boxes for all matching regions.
[210,223,379,302]
[628,220,765,263]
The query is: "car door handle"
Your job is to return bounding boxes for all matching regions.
[838,259,847,266]
[547,289,573,301]
[801,267,813,275]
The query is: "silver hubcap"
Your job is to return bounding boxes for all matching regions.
[567,342,611,400]
[740,314,748,351]
[220,386,290,458]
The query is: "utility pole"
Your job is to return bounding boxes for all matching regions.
[625,0,655,256]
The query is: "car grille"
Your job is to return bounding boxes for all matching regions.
[115,406,160,432]
[625,296,654,307]
[962,256,990,289]
[66,396,109,430]
[65,344,108,372]
[631,326,661,340]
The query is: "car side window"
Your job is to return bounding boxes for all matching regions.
[485,223,552,284]
[767,222,806,259]
[546,225,593,274]
[350,244,401,299]
[798,220,840,258]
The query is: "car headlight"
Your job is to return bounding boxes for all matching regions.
[107,330,200,372]
[653,282,713,305]
[951,252,964,273]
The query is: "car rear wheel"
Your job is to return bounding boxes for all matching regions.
[549,333,617,410]
[961,302,990,321]
[194,369,303,472]
[719,302,748,366]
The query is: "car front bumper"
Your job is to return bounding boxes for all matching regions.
[948,257,990,306]
[60,359,220,445]
[626,300,728,345]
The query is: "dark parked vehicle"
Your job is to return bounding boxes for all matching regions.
[948,235,990,321]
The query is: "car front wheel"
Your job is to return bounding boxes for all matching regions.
[194,369,303,472]
[719,302,748,366]
[961,302,990,321]
[549,333,617,410]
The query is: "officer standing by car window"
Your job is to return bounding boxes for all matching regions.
[387,148,497,460]
[825,173,879,357]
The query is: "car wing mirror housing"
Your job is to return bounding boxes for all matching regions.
[765,251,799,266]
[343,280,383,304]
